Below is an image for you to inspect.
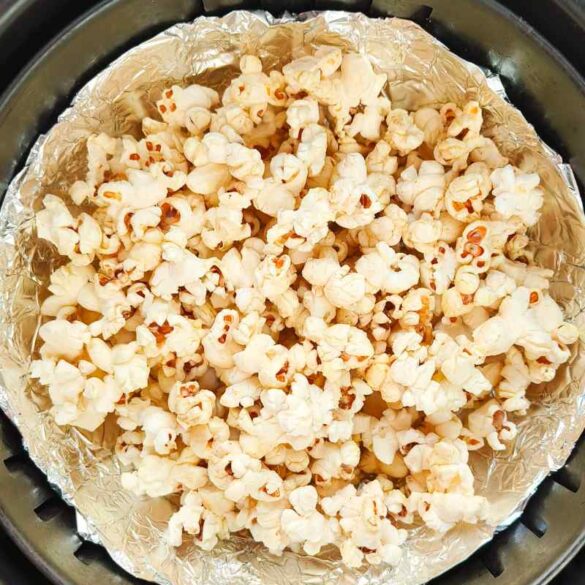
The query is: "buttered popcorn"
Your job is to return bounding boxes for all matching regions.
[32,47,577,568]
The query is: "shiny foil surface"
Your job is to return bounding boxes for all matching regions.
[0,11,584,585]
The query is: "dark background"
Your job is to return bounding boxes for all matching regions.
[0,0,584,584]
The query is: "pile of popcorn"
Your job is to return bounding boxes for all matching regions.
[31,47,578,568]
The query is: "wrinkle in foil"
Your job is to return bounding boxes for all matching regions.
[0,11,584,585]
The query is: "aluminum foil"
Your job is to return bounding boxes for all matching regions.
[1,10,584,585]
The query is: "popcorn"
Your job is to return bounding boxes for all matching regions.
[254,153,307,216]
[445,163,491,223]
[285,448,311,473]
[302,256,366,311]
[220,243,262,289]
[322,480,407,567]
[385,109,424,155]
[311,439,360,482]
[447,101,483,138]
[409,492,487,533]
[254,254,296,300]
[353,203,407,249]
[185,416,230,459]
[77,133,117,193]
[156,84,219,127]
[221,377,262,408]
[339,53,386,109]
[437,347,491,398]
[405,438,475,495]
[403,213,442,255]
[222,56,280,126]
[303,317,374,383]
[248,498,291,555]
[324,268,367,310]
[420,242,457,294]
[286,98,320,138]
[116,397,151,431]
[38,319,90,360]
[441,287,475,319]
[116,430,144,466]
[455,221,492,273]
[33,46,575,568]
[413,107,443,146]
[224,462,284,504]
[347,97,392,141]
[329,155,384,229]
[237,346,286,385]
[470,137,509,169]
[467,399,517,450]
[202,309,242,369]
[201,199,251,250]
[356,242,420,295]
[474,269,516,307]
[150,243,211,300]
[262,374,338,450]
[136,313,203,359]
[122,454,207,497]
[169,381,216,428]
[454,264,480,295]
[281,485,339,554]
[41,264,95,317]
[491,165,544,226]
[159,195,204,237]
[31,359,122,431]
[140,405,179,455]
[97,168,171,218]
[167,489,232,549]
[87,339,149,393]
[322,53,386,132]
[439,211,465,243]
[363,410,401,464]
[37,195,102,265]
[495,255,552,289]
[434,134,484,171]
[270,153,307,195]
[225,143,264,185]
[297,123,327,176]
[474,287,571,368]
[396,161,445,214]
[186,163,230,195]
[366,140,398,175]
[267,187,334,252]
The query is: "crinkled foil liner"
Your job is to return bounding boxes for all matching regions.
[0,10,584,585]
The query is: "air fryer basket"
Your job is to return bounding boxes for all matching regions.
[0,1,584,584]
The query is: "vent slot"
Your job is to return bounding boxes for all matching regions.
[34,496,67,522]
